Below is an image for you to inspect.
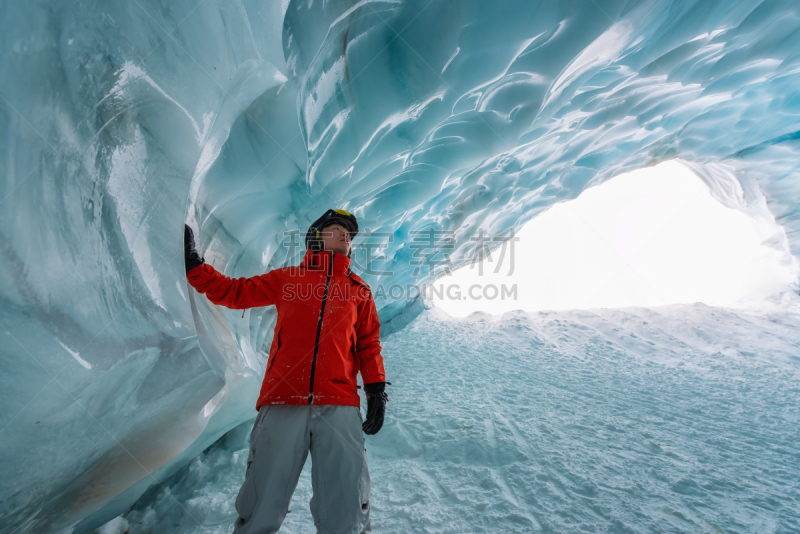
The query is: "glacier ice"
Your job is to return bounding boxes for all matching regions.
[2,0,800,532]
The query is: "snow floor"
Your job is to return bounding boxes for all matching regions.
[109,300,800,533]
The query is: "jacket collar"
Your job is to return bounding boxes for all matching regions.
[300,248,351,275]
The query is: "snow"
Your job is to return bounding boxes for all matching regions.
[109,298,800,532]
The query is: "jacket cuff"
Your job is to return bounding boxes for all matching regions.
[186,262,214,288]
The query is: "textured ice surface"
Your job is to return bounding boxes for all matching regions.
[113,299,800,533]
[2,0,800,531]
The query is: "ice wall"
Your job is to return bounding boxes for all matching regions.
[1,0,799,532]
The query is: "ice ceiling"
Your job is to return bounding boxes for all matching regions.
[1,0,799,532]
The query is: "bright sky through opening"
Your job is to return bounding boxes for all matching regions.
[434,160,798,317]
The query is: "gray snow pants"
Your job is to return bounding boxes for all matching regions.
[233,404,371,534]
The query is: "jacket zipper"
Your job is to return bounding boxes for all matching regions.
[308,251,333,405]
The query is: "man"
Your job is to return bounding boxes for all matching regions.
[184,209,389,534]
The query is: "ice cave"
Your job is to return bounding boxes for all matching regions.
[1,0,799,532]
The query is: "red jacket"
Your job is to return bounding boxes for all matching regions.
[187,249,386,409]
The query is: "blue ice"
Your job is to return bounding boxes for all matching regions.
[1,0,800,532]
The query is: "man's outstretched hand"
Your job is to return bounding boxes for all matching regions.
[184,224,205,274]
[362,382,388,435]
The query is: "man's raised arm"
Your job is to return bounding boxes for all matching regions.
[185,224,282,310]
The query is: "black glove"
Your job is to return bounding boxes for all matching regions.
[184,224,205,273]
[362,382,388,435]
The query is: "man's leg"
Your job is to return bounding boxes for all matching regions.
[234,405,312,534]
[308,405,371,534]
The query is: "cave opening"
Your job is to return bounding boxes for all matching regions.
[434,160,798,317]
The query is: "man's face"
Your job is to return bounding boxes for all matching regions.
[319,223,351,256]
